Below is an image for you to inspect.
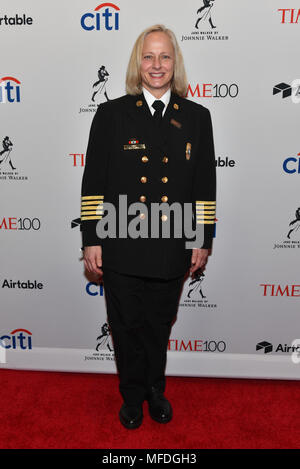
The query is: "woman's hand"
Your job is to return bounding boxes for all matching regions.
[190,248,208,275]
[83,245,103,275]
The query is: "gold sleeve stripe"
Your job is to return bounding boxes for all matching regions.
[81,205,103,210]
[81,207,104,212]
[81,195,104,200]
[81,201,103,206]
[81,216,103,221]
[81,195,104,221]
[196,220,215,224]
[196,201,216,205]
[196,201,216,225]
[81,210,103,215]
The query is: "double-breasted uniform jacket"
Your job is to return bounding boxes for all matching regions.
[80,91,216,280]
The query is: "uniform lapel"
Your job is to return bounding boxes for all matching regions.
[125,92,187,152]
[159,92,186,150]
[126,93,154,146]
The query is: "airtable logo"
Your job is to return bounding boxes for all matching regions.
[0,76,21,103]
[81,3,120,31]
[256,340,300,355]
[273,80,300,103]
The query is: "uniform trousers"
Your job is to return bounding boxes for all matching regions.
[102,267,185,405]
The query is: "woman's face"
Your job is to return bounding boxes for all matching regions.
[140,31,175,98]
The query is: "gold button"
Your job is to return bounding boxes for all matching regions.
[162,156,168,164]
[161,177,168,183]
[139,213,146,220]
[161,195,168,203]
[173,103,179,110]
[140,176,147,183]
[142,156,148,163]
[136,100,143,107]
[161,215,168,222]
[139,195,146,202]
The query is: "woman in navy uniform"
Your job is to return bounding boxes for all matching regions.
[81,25,216,429]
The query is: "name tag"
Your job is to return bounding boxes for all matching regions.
[123,143,146,150]
[170,118,182,129]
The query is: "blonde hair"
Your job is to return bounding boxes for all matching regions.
[126,24,188,97]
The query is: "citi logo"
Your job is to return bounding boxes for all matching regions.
[81,3,120,31]
[0,328,32,350]
[86,282,104,296]
[283,152,300,174]
[0,76,21,103]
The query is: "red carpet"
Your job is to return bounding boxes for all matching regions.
[1,369,300,449]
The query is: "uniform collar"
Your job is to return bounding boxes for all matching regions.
[127,91,183,141]
[142,87,171,116]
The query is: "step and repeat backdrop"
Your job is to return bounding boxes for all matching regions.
[1,0,299,379]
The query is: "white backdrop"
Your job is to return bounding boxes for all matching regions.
[1,0,299,379]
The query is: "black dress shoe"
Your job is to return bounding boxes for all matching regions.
[147,388,173,423]
[119,403,143,429]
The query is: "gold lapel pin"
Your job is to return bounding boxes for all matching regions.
[136,100,143,107]
[173,103,179,110]
[186,142,192,160]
